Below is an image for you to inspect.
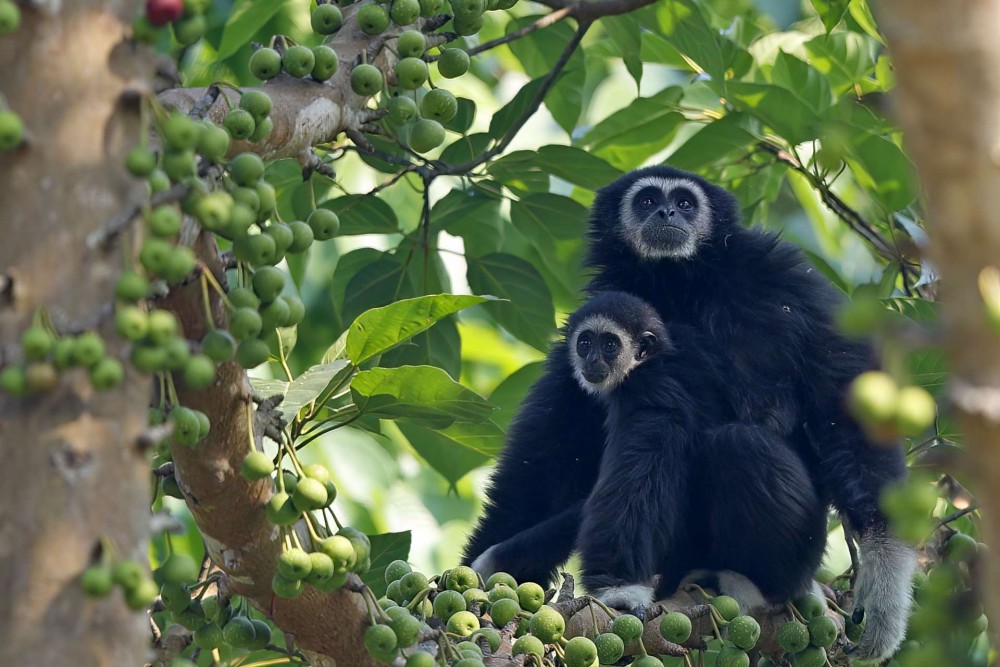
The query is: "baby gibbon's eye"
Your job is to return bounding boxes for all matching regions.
[602,336,620,356]
[576,332,593,357]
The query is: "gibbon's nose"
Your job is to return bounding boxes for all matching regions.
[655,207,675,219]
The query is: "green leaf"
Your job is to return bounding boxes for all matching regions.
[351,365,496,428]
[505,16,586,133]
[803,251,850,295]
[647,0,748,88]
[488,361,545,431]
[847,132,917,211]
[342,254,416,328]
[771,51,833,116]
[362,531,412,598]
[345,294,491,365]
[431,185,504,256]
[466,253,555,351]
[320,195,399,236]
[602,14,643,87]
[804,32,876,97]
[442,98,477,134]
[809,0,850,32]
[728,82,820,145]
[381,316,462,379]
[440,132,492,166]
[487,150,551,195]
[399,420,504,486]
[848,0,884,44]
[509,194,588,254]
[667,113,756,170]
[578,88,686,170]
[247,361,353,423]
[218,0,283,59]
[534,146,623,191]
[489,78,546,140]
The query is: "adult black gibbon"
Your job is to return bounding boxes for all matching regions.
[565,291,826,619]
[462,165,915,662]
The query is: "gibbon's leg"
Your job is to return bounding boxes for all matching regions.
[462,344,606,586]
[809,416,916,662]
[700,424,828,609]
[578,419,694,618]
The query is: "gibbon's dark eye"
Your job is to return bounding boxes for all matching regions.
[576,332,593,357]
[639,196,655,208]
[677,198,693,211]
[601,336,620,357]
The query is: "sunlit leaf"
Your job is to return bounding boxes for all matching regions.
[346,294,492,364]
[351,366,496,428]
[219,0,283,59]
[320,195,400,235]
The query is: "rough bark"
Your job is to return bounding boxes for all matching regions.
[0,2,153,665]
[879,0,1000,622]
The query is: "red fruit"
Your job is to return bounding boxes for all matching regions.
[146,0,183,26]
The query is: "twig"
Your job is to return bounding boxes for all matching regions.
[533,0,657,21]
[938,503,979,527]
[464,8,572,58]
[438,22,591,176]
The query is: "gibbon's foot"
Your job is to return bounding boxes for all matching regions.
[593,584,655,620]
[469,544,499,581]
[846,533,917,662]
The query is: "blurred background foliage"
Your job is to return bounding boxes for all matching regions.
[152,0,965,632]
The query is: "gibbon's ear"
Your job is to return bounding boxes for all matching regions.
[637,332,658,359]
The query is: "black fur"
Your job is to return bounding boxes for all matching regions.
[462,165,906,596]
[568,293,826,603]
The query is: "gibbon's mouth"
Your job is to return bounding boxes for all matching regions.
[583,369,609,384]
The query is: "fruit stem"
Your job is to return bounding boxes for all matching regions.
[301,510,324,544]
[164,372,180,407]
[199,273,216,330]
[201,266,233,311]
[785,602,808,624]
[276,331,293,382]
[246,401,257,457]
[405,587,432,613]
[324,507,344,530]
[707,612,723,643]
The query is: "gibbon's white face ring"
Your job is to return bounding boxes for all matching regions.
[569,314,641,396]
[618,176,712,259]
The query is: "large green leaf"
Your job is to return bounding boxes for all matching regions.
[809,0,850,32]
[505,16,586,134]
[399,420,505,486]
[489,79,546,140]
[218,0,283,59]
[342,254,416,328]
[804,32,875,97]
[770,51,833,116]
[647,0,749,88]
[320,195,399,236]
[488,361,545,431]
[667,113,756,170]
[345,294,491,365]
[847,132,917,211]
[440,132,492,166]
[362,531,411,597]
[533,146,623,191]
[509,194,588,254]
[351,366,496,428]
[601,14,643,87]
[431,185,504,256]
[578,88,686,170]
[487,150,551,195]
[247,360,353,423]
[380,316,462,379]
[728,82,820,145]
[466,253,555,351]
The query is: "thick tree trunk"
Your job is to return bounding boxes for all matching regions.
[880,0,1000,622]
[0,2,154,665]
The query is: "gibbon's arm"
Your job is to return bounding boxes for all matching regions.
[577,415,693,617]
[469,501,583,585]
[462,345,605,586]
